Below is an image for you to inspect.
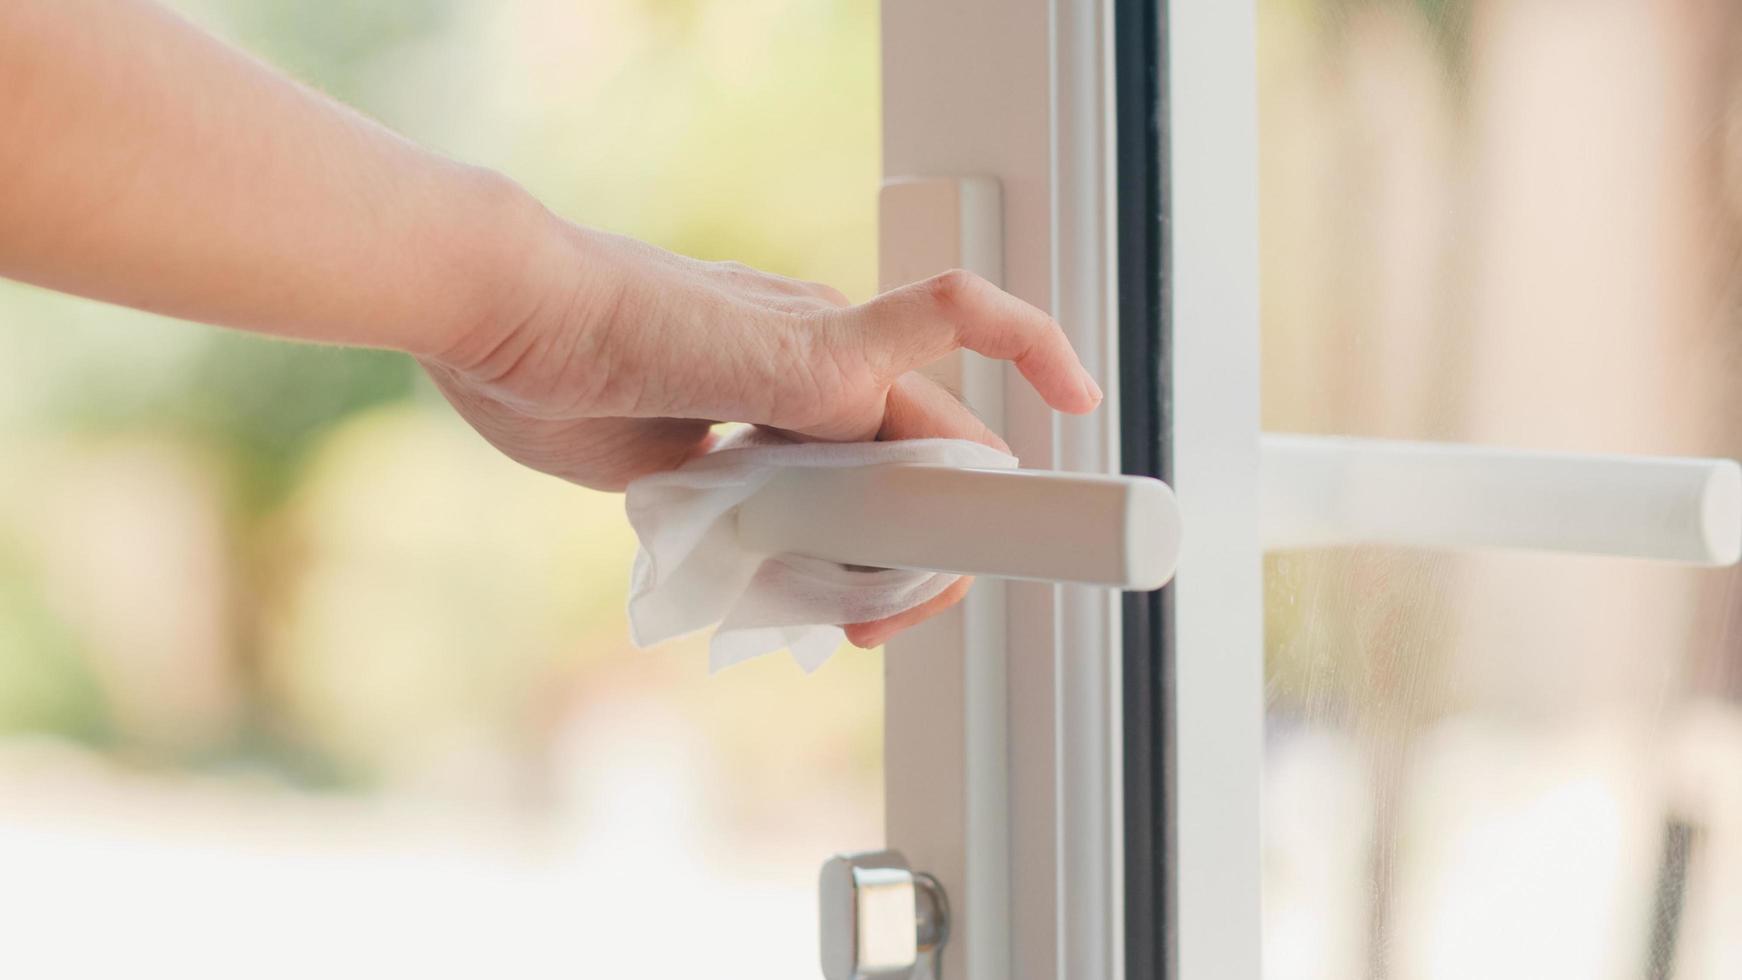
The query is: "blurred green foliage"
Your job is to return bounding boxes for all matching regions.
[175,0,459,105]
[172,340,416,510]
[1286,0,1473,67]
[0,0,881,783]
[0,551,109,744]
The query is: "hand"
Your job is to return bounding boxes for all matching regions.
[0,0,1098,649]
[422,213,1103,645]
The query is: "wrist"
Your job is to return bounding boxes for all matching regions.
[407,165,567,365]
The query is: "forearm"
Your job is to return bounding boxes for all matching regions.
[0,0,543,356]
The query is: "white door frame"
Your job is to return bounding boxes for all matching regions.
[879,1,1264,979]
[1165,2,1264,978]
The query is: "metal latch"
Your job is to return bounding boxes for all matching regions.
[818,850,949,980]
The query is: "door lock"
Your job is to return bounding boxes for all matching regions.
[818,850,949,980]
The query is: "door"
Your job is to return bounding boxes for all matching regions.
[869,2,1261,979]
[1247,3,1742,980]
[862,2,1742,980]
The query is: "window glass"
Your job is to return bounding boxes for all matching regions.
[0,2,882,975]
[1259,2,1742,978]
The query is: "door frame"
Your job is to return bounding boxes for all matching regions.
[879,1,1263,979]
[1159,3,1264,978]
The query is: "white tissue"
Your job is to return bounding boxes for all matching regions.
[624,428,1017,672]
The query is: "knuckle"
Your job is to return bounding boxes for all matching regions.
[921,268,981,308]
[813,283,852,307]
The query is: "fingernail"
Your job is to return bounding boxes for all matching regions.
[1083,373,1104,406]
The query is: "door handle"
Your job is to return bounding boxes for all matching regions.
[733,436,1735,594]
[737,465,1181,590]
[1262,434,1742,565]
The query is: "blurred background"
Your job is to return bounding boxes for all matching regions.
[1259,1,1742,979]
[0,1,883,976]
[15,1,1742,978]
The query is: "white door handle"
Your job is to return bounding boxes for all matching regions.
[733,436,1735,592]
[737,466,1181,590]
[1262,434,1742,565]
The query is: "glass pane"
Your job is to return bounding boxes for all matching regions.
[0,2,880,976]
[1259,2,1742,978]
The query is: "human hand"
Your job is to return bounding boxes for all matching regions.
[422,212,1102,645]
[0,0,1096,649]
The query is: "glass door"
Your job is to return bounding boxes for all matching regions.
[1120,1,1742,978]
[1255,3,1742,979]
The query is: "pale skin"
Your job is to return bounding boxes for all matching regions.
[0,0,1101,648]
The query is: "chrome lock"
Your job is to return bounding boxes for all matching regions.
[818,850,949,980]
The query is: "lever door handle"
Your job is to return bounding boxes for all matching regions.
[737,465,1182,590]
[1262,434,1742,565]
[734,435,1734,592]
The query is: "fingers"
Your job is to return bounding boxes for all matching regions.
[877,373,1010,454]
[852,270,1102,415]
[844,576,973,649]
